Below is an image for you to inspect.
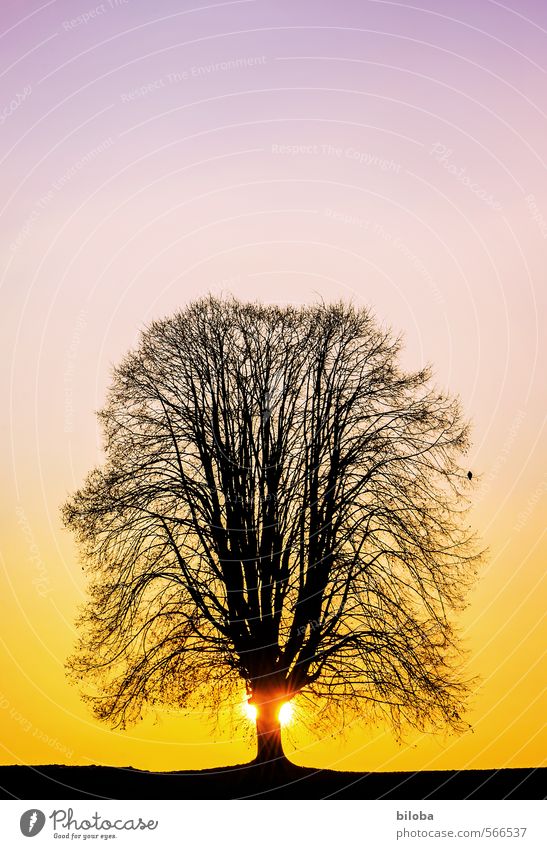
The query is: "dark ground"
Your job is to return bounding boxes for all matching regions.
[0,763,544,800]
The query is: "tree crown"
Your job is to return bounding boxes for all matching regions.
[63,297,479,736]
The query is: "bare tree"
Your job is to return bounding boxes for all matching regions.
[63,298,479,765]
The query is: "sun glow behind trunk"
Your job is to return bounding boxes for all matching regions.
[243,699,293,726]
[278,702,293,726]
[244,701,258,722]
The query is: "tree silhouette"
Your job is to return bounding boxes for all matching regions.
[63,298,479,765]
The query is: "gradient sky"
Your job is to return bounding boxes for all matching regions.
[1,0,545,773]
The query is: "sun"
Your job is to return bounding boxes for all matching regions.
[244,701,258,721]
[243,699,293,725]
[278,702,293,726]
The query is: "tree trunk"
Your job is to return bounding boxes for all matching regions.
[254,699,285,765]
